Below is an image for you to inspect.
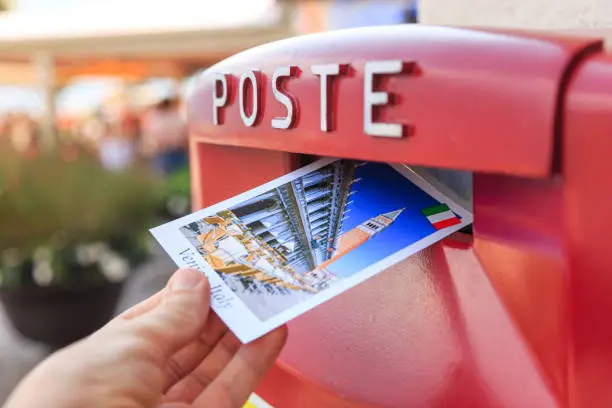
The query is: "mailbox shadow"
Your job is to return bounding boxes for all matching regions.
[426,235,502,408]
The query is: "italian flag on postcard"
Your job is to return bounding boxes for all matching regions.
[421,203,461,230]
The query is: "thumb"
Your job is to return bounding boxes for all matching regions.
[121,268,211,361]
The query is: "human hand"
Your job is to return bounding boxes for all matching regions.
[4,268,287,408]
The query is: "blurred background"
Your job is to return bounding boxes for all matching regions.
[0,0,418,404]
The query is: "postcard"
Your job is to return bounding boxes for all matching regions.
[151,158,473,343]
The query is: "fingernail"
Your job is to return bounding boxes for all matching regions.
[170,268,203,291]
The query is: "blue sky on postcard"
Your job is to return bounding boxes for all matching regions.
[326,163,441,279]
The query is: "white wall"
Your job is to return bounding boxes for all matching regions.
[420,0,612,28]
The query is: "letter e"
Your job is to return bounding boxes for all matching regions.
[364,60,412,138]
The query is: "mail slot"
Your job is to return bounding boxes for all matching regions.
[187,26,612,408]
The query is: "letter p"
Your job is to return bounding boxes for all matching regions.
[213,73,229,125]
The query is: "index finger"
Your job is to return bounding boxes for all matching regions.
[193,326,288,408]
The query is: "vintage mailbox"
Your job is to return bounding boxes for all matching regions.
[187,26,612,408]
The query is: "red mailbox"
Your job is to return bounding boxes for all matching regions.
[187,26,612,408]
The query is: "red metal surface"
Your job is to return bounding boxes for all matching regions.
[187,26,612,408]
[472,174,568,404]
[189,142,299,208]
[265,235,559,408]
[189,26,600,177]
[191,148,559,408]
[563,54,612,408]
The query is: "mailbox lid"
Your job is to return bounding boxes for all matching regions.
[189,25,601,177]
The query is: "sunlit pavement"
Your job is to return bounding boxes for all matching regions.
[0,248,175,405]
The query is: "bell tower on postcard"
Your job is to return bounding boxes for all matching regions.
[333,209,405,258]
[305,209,404,286]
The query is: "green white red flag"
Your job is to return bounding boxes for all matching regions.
[422,203,461,230]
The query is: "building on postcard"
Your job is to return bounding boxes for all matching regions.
[181,161,359,295]
[228,160,358,273]
[182,161,408,300]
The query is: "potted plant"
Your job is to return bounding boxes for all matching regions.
[0,146,165,350]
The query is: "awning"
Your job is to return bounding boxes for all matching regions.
[0,0,296,85]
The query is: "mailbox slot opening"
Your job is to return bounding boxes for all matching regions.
[413,166,473,236]
[297,155,474,235]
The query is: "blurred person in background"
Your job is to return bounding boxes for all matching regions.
[0,114,10,149]
[141,96,188,176]
[122,106,141,145]
[98,117,137,172]
[0,114,8,137]
[81,110,107,152]
[8,113,39,157]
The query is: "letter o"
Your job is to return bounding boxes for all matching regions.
[239,69,261,127]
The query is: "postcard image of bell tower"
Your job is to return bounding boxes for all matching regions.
[306,209,405,285]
